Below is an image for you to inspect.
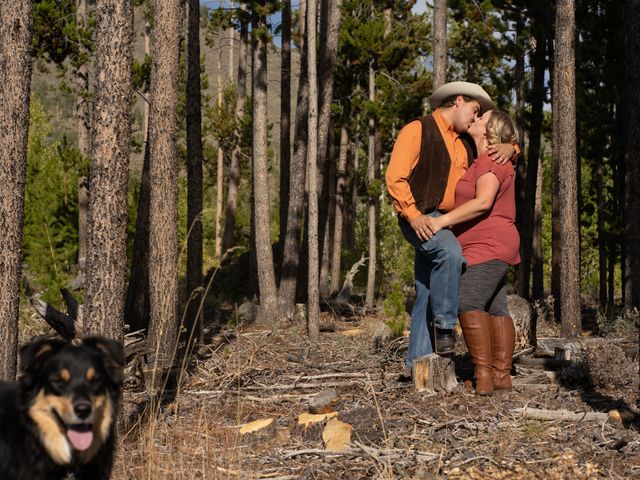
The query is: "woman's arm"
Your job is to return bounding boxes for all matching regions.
[425,173,500,234]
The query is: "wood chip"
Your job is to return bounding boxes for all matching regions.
[239,418,274,434]
[298,412,338,426]
[339,328,362,336]
[322,418,352,451]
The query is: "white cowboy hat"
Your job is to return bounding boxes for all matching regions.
[429,81,495,114]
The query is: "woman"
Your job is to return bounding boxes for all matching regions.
[425,110,520,396]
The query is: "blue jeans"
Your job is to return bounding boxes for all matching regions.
[400,212,466,368]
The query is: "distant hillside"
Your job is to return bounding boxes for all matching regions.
[30,5,301,176]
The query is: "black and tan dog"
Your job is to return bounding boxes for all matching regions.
[0,336,124,480]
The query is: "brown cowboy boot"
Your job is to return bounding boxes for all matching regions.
[490,315,516,391]
[459,310,493,396]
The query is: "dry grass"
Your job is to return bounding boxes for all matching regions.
[106,315,640,479]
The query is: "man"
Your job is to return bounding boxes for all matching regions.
[385,81,516,369]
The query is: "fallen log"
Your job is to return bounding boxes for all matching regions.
[29,295,77,340]
[512,407,613,423]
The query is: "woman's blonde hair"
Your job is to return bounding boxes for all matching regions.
[485,110,519,146]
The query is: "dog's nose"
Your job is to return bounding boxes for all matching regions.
[74,401,92,420]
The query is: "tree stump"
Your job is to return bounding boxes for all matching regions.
[412,353,457,395]
[507,294,535,349]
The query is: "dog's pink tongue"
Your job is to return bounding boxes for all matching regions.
[67,429,93,451]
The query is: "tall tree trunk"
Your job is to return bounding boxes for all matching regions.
[514,12,527,297]
[215,28,224,259]
[253,0,278,323]
[319,136,335,298]
[365,62,377,310]
[433,0,447,89]
[346,127,360,250]
[330,104,350,295]
[519,12,547,300]
[278,0,308,317]
[222,2,248,253]
[316,0,342,298]
[596,162,607,309]
[143,10,151,146]
[307,0,320,341]
[84,0,133,339]
[552,0,580,337]
[76,0,91,158]
[623,0,640,309]
[75,0,90,276]
[147,0,182,371]
[0,0,32,380]
[532,155,544,300]
[125,141,151,332]
[185,0,204,345]
[279,0,292,255]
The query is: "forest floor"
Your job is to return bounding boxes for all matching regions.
[112,310,640,479]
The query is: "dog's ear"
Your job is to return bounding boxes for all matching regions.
[19,337,67,376]
[82,336,125,386]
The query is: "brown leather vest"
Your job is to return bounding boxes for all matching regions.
[408,115,475,213]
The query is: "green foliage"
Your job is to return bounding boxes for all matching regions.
[23,98,87,303]
[383,280,409,338]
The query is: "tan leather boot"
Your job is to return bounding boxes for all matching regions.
[459,310,493,396]
[490,315,516,391]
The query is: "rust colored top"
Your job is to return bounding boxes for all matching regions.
[453,152,521,266]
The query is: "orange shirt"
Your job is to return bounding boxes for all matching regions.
[385,109,471,221]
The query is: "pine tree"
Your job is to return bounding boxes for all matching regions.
[83,0,134,339]
[0,0,33,379]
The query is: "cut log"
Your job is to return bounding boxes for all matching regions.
[554,346,571,361]
[412,353,457,394]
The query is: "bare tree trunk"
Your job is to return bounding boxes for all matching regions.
[433,0,447,90]
[215,29,224,259]
[319,137,335,299]
[279,0,292,255]
[307,0,320,341]
[143,18,151,145]
[330,105,350,295]
[519,12,547,300]
[125,141,151,332]
[316,0,342,292]
[253,0,278,323]
[513,13,527,297]
[552,0,580,337]
[278,0,308,317]
[76,0,91,158]
[365,62,377,310]
[596,162,607,309]
[84,0,133,340]
[147,0,182,371]
[222,2,248,253]
[185,0,204,345]
[77,176,89,271]
[346,127,360,250]
[75,0,90,280]
[0,0,32,380]
[623,0,640,309]
[532,155,544,300]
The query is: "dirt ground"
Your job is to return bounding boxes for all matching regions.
[113,313,640,479]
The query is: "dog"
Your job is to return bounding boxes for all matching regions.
[0,336,124,480]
